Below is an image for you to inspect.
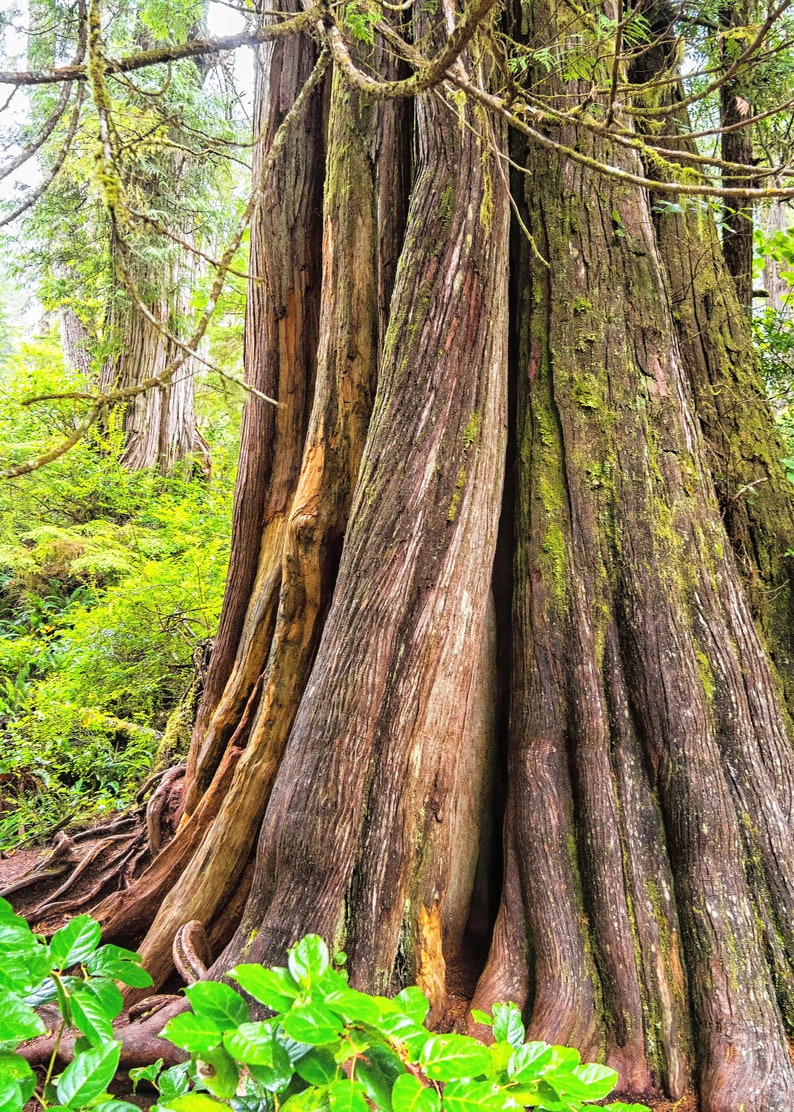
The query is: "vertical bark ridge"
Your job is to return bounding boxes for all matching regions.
[474,24,794,1099]
[211,42,509,1012]
[129,55,381,991]
[185,25,325,808]
[651,93,794,715]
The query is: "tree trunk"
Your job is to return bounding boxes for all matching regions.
[651,91,794,712]
[101,290,208,474]
[720,2,754,313]
[18,7,794,1112]
[469,15,794,1103]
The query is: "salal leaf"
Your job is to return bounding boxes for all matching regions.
[395,987,429,1026]
[70,990,115,1045]
[185,980,249,1029]
[49,915,102,969]
[223,1020,276,1065]
[0,990,46,1042]
[420,1034,492,1081]
[160,1095,226,1111]
[0,948,51,993]
[470,1010,493,1027]
[391,1073,441,1112]
[86,943,153,988]
[160,1011,223,1054]
[288,935,330,987]
[281,1001,341,1045]
[0,1052,36,1101]
[327,1078,370,1112]
[491,1003,524,1049]
[158,1061,192,1101]
[555,1061,618,1101]
[56,1040,120,1107]
[323,986,385,1026]
[296,1046,338,1085]
[378,1013,429,1059]
[82,975,124,1020]
[195,1045,239,1099]
[442,1079,517,1112]
[0,1074,23,1112]
[230,964,299,1011]
[507,1041,554,1082]
[248,1038,294,1091]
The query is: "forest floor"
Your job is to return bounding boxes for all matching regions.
[3,841,698,1112]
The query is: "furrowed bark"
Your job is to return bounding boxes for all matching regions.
[95,28,325,946]
[651,90,794,713]
[184,23,325,808]
[127,48,383,989]
[211,45,509,1011]
[474,8,794,1106]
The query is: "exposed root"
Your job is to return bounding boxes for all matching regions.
[3,763,186,927]
[173,920,212,984]
[19,997,189,1070]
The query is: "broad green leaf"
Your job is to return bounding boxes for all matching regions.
[281,1001,341,1045]
[548,1046,581,1070]
[196,1045,239,1099]
[420,1034,492,1081]
[555,1061,618,1101]
[327,1078,370,1112]
[70,990,115,1045]
[161,1095,226,1111]
[50,914,102,969]
[129,1059,163,1088]
[160,1011,223,1053]
[356,1055,397,1112]
[395,987,429,1026]
[186,981,249,1029]
[248,1038,294,1091]
[469,1010,493,1026]
[442,1079,515,1112]
[507,1042,554,1082]
[0,1074,23,1112]
[0,990,46,1041]
[492,1003,524,1049]
[158,1061,192,1100]
[296,1046,338,1084]
[288,936,330,986]
[82,976,125,1020]
[378,1012,429,1059]
[230,964,299,1011]
[56,1040,120,1107]
[0,1053,36,1101]
[223,1021,276,1064]
[0,948,51,993]
[323,985,386,1025]
[94,1103,141,1111]
[87,944,153,988]
[391,1073,441,1112]
[281,1086,330,1112]
[23,976,59,1007]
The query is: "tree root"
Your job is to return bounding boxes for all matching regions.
[2,763,186,927]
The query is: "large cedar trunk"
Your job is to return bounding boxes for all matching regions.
[15,4,794,1111]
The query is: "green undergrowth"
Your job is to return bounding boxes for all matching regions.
[0,909,649,1112]
[0,328,239,850]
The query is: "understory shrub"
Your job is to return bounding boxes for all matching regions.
[0,905,648,1112]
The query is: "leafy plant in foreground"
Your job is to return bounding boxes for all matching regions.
[0,897,153,1111]
[1,910,649,1112]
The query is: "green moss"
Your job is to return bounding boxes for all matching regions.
[540,523,566,600]
[462,412,481,450]
[572,297,592,315]
[447,466,467,521]
[573,374,602,409]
